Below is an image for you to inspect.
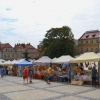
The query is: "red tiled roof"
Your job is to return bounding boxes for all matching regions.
[14,43,35,50]
[0,43,12,50]
[25,43,35,50]
[4,43,12,48]
[79,30,100,40]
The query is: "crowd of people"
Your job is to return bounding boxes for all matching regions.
[22,64,68,84]
[0,63,99,87]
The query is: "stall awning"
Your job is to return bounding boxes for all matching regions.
[15,60,34,66]
[52,55,74,64]
[70,52,100,63]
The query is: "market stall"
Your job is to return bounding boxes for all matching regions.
[70,52,100,85]
[52,55,74,64]
[34,56,52,65]
[15,60,35,77]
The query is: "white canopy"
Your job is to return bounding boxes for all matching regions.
[3,60,12,65]
[70,52,100,63]
[34,56,52,64]
[0,61,3,65]
[97,53,100,57]
[52,55,74,64]
[11,59,18,64]
[51,57,57,62]
[0,59,5,62]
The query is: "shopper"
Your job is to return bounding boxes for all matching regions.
[29,67,33,83]
[23,67,29,84]
[92,66,97,87]
[45,67,51,84]
[1,68,4,78]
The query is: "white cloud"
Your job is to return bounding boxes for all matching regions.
[0,0,100,47]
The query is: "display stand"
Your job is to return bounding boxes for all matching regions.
[71,80,84,85]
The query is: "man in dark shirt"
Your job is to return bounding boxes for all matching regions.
[29,67,33,83]
[92,66,97,87]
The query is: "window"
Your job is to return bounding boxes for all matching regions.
[95,48,98,52]
[86,41,88,44]
[86,35,89,38]
[12,54,14,57]
[4,55,6,58]
[22,54,24,57]
[80,41,83,44]
[81,41,83,44]
[86,48,88,52]
[92,34,96,37]
[8,55,10,57]
[90,40,93,43]
[17,54,19,58]
[96,40,98,43]
[81,48,83,52]
[91,48,93,52]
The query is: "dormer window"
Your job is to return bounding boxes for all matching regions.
[86,35,89,38]
[92,34,96,37]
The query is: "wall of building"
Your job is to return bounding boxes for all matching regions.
[78,38,99,54]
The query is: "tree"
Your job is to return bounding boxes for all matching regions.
[40,26,75,58]
[22,51,30,61]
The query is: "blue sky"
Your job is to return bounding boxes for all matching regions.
[0,0,100,48]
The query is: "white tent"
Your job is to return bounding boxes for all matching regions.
[51,57,57,62]
[70,52,100,63]
[34,56,52,64]
[16,59,25,63]
[3,60,12,65]
[11,59,18,64]
[0,59,5,62]
[0,61,3,65]
[52,55,74,64]
[97,53,100,57]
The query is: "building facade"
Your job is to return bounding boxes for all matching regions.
[0,43,40,60]
[77,30,100,55]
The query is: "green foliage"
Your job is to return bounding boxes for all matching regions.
[40,26,75,58]
[22,51,30,61]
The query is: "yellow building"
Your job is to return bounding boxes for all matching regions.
[0,43,40,60]
[78,30,100,54]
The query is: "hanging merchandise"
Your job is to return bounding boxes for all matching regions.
[88,62,89,65]
[80,63,83,67]
[94,62,96,66]
[85,62,88,67]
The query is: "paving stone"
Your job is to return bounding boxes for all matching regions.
[56,96,87,100]
[78,89,100,99]
[0,94,11,100]
[5,90,62,100]
[46,85,92,94]
[0,76,100,100]
[0,85,31,94]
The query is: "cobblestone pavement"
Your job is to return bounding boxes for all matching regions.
[0,76,100,100]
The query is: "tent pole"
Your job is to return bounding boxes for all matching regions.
[98,61,100,85]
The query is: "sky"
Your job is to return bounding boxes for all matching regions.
[0,0,100,48]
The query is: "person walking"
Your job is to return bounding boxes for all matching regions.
[29,67,33,83]
[45,67,51,84]
[23,67,29,84]
[4,67,6,77]
[92,66,97,87]
[1,68,4,78]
